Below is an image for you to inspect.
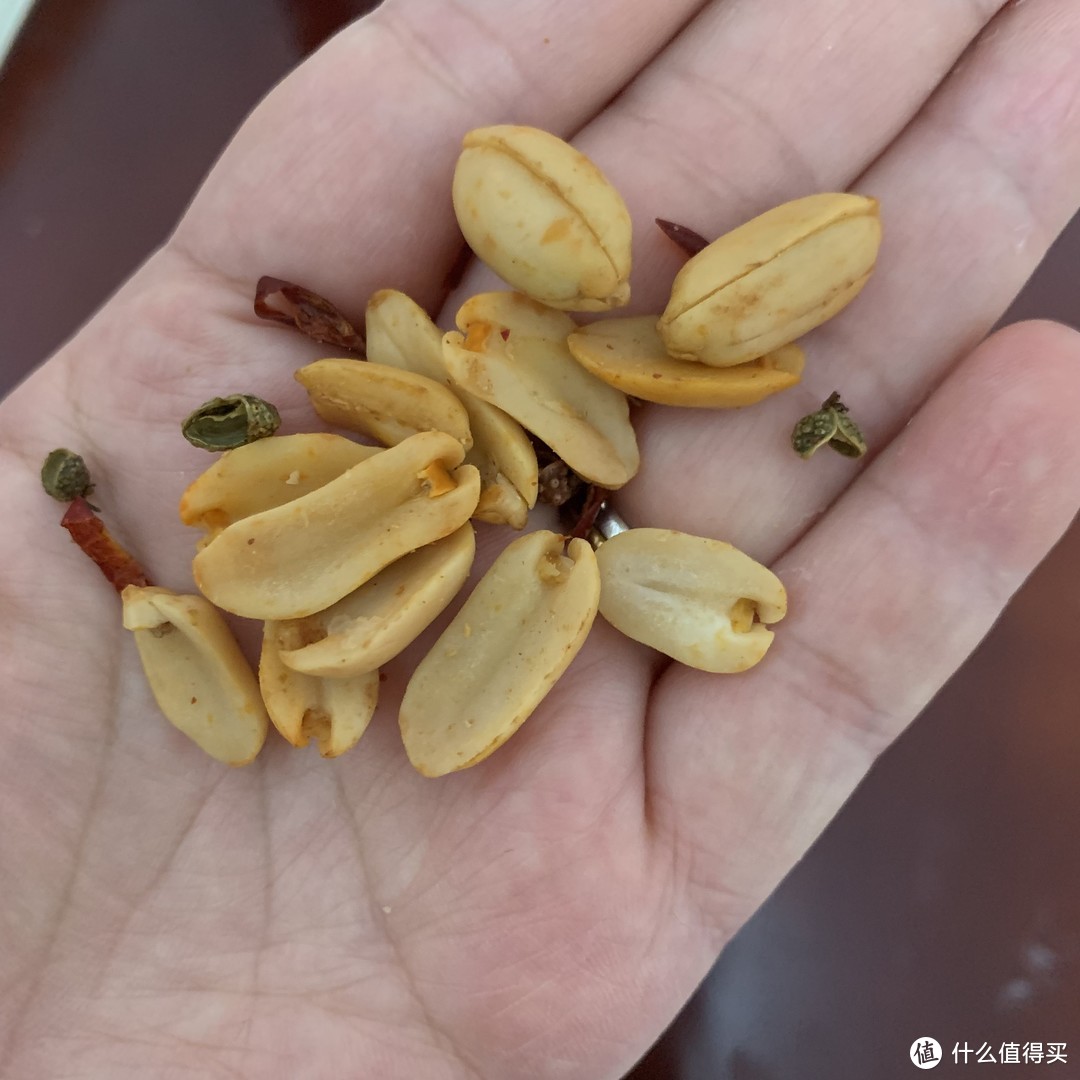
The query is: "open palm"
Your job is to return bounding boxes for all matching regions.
[3,1,1080,1077]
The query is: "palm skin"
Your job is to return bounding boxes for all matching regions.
[2,1,1080,1077]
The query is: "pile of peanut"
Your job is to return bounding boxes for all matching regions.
[121,125,881,776]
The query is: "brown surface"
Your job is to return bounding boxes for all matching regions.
[1,3,1078,1078]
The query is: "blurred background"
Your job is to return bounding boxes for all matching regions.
[1,2,1077,1077]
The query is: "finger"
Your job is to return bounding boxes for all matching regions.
[644,320,1080,930]
[445,0,1007,308]
[590,0,1011,304]
[621,0,1080,551]
[172,0,708,310]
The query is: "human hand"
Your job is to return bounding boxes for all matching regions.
[2,1,1079,1077]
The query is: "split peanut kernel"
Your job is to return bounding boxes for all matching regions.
[595,528,787,674]
[259,626,378,758]
[296,357,472,451]
[399,530,600,777]
[121,586,268,766]
[452,125,632,312]
[659,193,881,366]
[179,433,379,540]
[273,525,476,678]
[567,316,804,407]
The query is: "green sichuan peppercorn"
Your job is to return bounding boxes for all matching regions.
[41,448,94,501]
[182,394,281,452]
[791,392,867,460]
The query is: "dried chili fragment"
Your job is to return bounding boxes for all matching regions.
[254,276,365,352]
[60,497,151,592]
[564,483,609,540]
[655,218,710,256]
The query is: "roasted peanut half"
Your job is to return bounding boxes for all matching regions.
[400,530,600,777]
[296,357,472,451]
[659,193,881,366]
[366,288,537,526]
[365,288,451,384]
[274,524,476,678]
[443,291,639,488]
[193,430,481,620]
[259,627,378,758]
[452,125,632,312]
[179,433,379,539]
[567,316,804,407]
[595,528,787,673]
[121,586,268,766]
[461,396,536,528]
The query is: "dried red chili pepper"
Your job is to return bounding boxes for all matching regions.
[254,276,365,352]
[60,497,151,592]
[565,483,609,540]
[655,218,710,256]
